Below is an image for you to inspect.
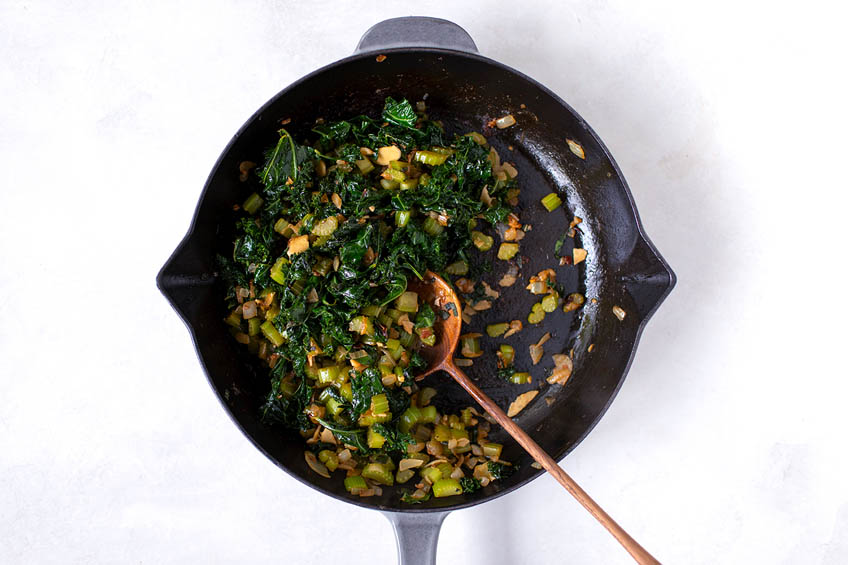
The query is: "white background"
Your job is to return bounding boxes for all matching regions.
[2,1,847,563]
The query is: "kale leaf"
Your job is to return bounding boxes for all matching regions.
[382,97,418,129]
[460,477,482,493]
[487,461,517,480]
[371,423,414,452]
[351,368,385,418]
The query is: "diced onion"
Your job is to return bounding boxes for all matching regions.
[495,114,516,129]
[566,138,585,159]
[613,305,627,321]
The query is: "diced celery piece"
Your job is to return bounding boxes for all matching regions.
[225,309,242,328]
[486,323,509,337]
[541,192,563,211]
[482,442,503,459]
[414,150,449,166]
[317,366,340,386]
[432,478,462,498]
[260,321,284,347]
[395,291,419,313]
[419,405,437,424]
[399,406,421,433]
[361,304,384,317]
[433,424,452,442]
[355,159,374,174]
[498,243,520,260]
[344,475,367,492]
[499,344,515,366]
[399,178,418,190]
[242,193,263,214]
[541,291,560,313]
[367,426,386,449]
[396,469,415,484]
[274,218,292,238]
[370,393,389,415]
[419,466,442,484]
[471,231,494,251]
[311,215,338,236]
[318,450,339,472]
[445,260,468,275]
[361,463,394,486]
[270,256,288,285]
[395,210,412,227]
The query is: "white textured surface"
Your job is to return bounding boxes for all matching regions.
[2,1,847,563]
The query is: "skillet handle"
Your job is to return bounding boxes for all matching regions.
[355,17,478,54]
[383,510,449,565]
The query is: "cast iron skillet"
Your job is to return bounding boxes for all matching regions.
[157,17,675,564]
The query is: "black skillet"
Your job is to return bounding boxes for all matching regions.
[157,17,676,564]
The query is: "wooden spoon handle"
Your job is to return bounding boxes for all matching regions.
[443,362,660,565]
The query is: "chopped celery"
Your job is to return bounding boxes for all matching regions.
[260,321,284,346]
[274,218,293,237]
[433,478,462,498]
[541,192,562,211]
[242,192,263,214]
[317,366,340,386]
[563,292,586,312]
[270,256,288,284]
[471,231,494,251]
[395,291,419,313]
[420,466,442,484]
[361,462,394,486]
[528,302,546,324]
[481,442,503,459]
[361,304,384,317]
[325,397,344,417]
[445,260,468,275]
[395,210,412,227]
[419,405,437,424]
[399,406,421,433]
[370,393,390,415]
[311,215,338,236]
[414,150,449,166]
[396,469,415,484]
[486,323,509,337]
[498,243,520,260]
[344,475,367,492]
[499,344,515,365]
[339,382,353,402]
[541,291,559,312]
[355,159,374,174]
[367,426,386,449]
[433,424,452,442]
[318,450,339,472]
[224,309,242,328]
[399,178,418,190]
[508,372,531,384]
[422,216,444,236]
[383,168,406,182]
[418,387,437,407]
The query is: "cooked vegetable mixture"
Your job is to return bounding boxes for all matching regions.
[218,98,523,501]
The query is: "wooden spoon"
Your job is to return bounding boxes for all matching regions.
[409,271,660,565]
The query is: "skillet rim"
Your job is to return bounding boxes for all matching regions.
[156,45,675,513]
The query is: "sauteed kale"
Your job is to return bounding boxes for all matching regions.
[219,98,521,501]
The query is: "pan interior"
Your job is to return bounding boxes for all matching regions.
[160,49,661,511]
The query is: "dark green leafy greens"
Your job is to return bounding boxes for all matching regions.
[222,97,519,501]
